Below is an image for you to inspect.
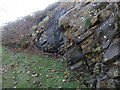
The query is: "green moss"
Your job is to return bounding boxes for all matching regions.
[83,16,93,31]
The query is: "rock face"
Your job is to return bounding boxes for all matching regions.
[32,2,77,53]
[32,1,120,88]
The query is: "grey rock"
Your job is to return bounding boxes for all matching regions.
[70,60,83,70]
[107,62,120,78]
[96,79,117,88]
[102,40,110,49]
[103,38,120,63]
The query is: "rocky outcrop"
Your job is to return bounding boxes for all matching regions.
[32,2,77,53]
[32,1,120,88]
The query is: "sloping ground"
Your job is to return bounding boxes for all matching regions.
[2,46,91,88]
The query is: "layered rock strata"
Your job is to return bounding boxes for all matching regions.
[32,2,120,88]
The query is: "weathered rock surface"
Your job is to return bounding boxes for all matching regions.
[32,2,76,53]
[32,1,120,88]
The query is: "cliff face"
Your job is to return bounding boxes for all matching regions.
[32,2,120,88]
[32,2,76,53]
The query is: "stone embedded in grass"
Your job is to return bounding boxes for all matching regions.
[17,70,22,74]
[39,67,41,69]
[32,73,38,77]
[10,56,13,58]
[7,65,9,67]
[12,76,15,79]
[56,76,59,78]
[40,74,42,76]
[56,72,60,74]
[13,71,16,74]
[64,72,67,75]
[25,57,27,59]
[52,70,55,72]
[64,75,68,79]
[27,70,30,74]
[49,73,51,75]
[39,83,42,86]
[28,61,30,63]
[62,79,66,82]
[33,80,40,85]
[46,75,49,77]
[33,80,36,84]
[53,77,56,79]
[80,72,84,74]
[58,69,60,71]
[59,79,62,82]
[22,72,25,74]
[58,86,62,88]
[14,81,17,85]
[82,85,85,87]
[54,63,56,66]
[27,78,29,81]
[4,70,8,72]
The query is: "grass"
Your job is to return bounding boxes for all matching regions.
[2,46,91,88]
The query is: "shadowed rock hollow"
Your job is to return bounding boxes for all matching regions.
[32,1,120,88]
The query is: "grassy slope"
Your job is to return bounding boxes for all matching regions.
[2,46,90,88]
